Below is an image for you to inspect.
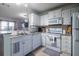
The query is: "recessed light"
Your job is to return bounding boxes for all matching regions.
[16,3,22,5]
[24,4,28,7]
[16,3,28,7]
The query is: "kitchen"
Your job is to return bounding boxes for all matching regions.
[0,3,79,56]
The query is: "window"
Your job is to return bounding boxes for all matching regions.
[0,21,15,31]
[1,21,8,31]
[8,22,15,31]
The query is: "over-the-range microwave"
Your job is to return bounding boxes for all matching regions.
[48,17,62,25]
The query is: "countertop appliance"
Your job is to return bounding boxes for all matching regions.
[72,13,79,56]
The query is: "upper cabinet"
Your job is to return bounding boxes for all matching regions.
[62,9,71,25]
[70,7,79,16]
[48,9,62,19]
[54,9,62,18]
[40,14,48,26]
[48,11,55,19]
[29,13,40,26]
[48,9,62,25]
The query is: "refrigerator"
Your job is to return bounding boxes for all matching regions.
[72,13,79,56]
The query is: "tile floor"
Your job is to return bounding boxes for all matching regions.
[26,47,60,56]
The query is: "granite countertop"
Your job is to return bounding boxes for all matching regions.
[10,32,41,39]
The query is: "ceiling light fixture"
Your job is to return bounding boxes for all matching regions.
[19,13,27,18]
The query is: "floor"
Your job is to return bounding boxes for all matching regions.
[26,47,60,56]
[33,47,48,56]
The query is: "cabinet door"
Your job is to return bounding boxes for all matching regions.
[12,37,23,56]
[33,34,41,50]
[70,7,79,16]
[23,36,32,55]
[37,34,42,46]
[61,36,71,54]
[40,14,48,26]
[62,9,71,25]
[54,9,62,18]
[48,11,55,19]
[34,14,40,26]
[40,16,44,26]
[29,13,34,25]
[44,14,48,26]
[29,13,40,26]
[41,33,46,46]
[57,39,60,48]
[33,35,38,50]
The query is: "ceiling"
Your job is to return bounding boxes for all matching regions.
[29,3,66,12]
[0,3,67,21]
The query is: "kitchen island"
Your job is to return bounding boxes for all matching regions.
[0,32,42,56]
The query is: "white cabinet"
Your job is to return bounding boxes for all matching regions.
[11,33,42,56]
[62,9,71,25]
[48,9,62,19]
[40,14,48,26]
[29,13,40,26]
[40,9,62,26]
[41,33,46,46]
[34,14,40,26]
[23,35,32,55]
[48,11,55,19]
[44,14,48,25]
[54,9,62,18]
[61,36,71,54]
[40,16,44,26]
[57,38,60,48]
[70,7,79,16]
[12,35,32,56]
[32,34,41,50]
[12,36,23,56]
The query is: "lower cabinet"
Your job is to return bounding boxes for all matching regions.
[33,34,41,50]
[23,35,32,55]
[11,34,42,56]
[61,35,71,55]
[41,33,47,46]
[12,36,23,56]
[57,38,60,48]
